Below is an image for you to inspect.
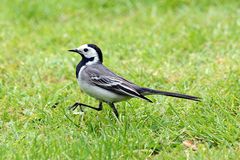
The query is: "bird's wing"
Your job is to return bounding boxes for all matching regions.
[89,75,152,102]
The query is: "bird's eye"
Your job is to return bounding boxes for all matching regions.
[83,48,88,52]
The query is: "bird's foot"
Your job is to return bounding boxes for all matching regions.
[68,103,84,112]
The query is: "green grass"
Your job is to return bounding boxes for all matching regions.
[0,0,240,159]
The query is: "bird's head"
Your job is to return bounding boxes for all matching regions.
[68,44,103,63]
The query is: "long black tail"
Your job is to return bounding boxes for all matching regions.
[139,87,201,101]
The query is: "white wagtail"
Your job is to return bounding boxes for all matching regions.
[68,44,200,118]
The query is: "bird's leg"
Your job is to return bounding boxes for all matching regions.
[108,103,119,118]
[68,102,103,112]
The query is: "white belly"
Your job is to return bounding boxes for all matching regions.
[77,77,127,103]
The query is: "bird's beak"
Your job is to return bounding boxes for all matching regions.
[68,49,79,53]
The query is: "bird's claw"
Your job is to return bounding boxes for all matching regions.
[68,105,77,111]
[68,104,84,112]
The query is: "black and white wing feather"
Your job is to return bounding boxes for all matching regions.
[89,75,153,102]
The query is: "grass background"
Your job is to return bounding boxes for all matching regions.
[0,0,240,159]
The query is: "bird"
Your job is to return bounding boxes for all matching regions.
[67,44,200,118]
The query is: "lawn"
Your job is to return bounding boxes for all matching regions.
[0,0,240,159]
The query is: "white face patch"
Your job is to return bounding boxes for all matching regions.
[78,44,99,60]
